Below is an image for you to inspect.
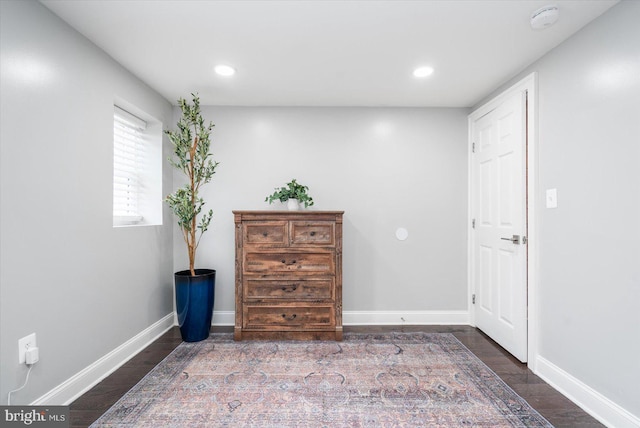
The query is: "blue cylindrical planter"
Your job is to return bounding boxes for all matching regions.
[175,269,215,342]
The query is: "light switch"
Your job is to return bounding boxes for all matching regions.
[546,188,558,208]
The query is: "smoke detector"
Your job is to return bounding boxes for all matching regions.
[530,5,559,30]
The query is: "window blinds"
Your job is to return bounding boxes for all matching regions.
[113,106,146,222]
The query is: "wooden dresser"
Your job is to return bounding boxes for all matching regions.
[233,210,343,341]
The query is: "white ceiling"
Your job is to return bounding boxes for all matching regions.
[41,0,618,107]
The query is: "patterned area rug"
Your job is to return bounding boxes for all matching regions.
[90,333,552,427]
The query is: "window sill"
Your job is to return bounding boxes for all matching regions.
[113,215,143,227]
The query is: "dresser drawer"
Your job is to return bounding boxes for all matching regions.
[244,221,288,245]
[244,305,334,329]
[245,279,333,300]
[291,221,335,246]
[244,251,335,274]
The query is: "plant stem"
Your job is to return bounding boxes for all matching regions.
[188,126,198,276]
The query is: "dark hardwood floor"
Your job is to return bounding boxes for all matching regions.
[70,325,603,427]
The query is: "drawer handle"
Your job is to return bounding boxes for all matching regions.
[262,232,268,237]
[281,314,297,321]
[281,285,298,292]
[310,231,316,236]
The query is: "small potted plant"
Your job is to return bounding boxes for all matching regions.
[165,93,219,342]
[265,179,314,210]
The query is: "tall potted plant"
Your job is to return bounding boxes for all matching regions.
[166,94,219,342]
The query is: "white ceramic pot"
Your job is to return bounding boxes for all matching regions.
[287,199,300,210]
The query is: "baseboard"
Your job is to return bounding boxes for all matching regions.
[535,356,640,428]
[212,310,235,326]
[212,311,469,326]
[32,313,175,406]
[343,310,469,325]
[211,310,470,327]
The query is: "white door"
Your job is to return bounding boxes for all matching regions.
[471,89,528,362]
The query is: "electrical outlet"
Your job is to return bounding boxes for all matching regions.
[18,333,37,364]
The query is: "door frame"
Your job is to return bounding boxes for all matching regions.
[468,72,539,369]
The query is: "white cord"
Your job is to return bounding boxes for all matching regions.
[7,364,33,405]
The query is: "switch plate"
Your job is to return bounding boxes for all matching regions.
[18,333,37,364]
[546,188,558,208]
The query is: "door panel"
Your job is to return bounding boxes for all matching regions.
[480,159,493,225]
[472,90,528,362]
[479,245,493,314]
[498,246,515,325]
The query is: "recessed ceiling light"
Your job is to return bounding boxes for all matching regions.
[214,65,236,76]
[413,66,434,78]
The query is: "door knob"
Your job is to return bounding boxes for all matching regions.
[501,235,526,245]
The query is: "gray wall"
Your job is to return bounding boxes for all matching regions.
[3,0,636,421]
[176,107,469,321]
[0,1,174,404]
[475,0,640,418]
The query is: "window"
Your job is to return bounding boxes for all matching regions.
[113,106,145,224]
[113,104,162,227]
